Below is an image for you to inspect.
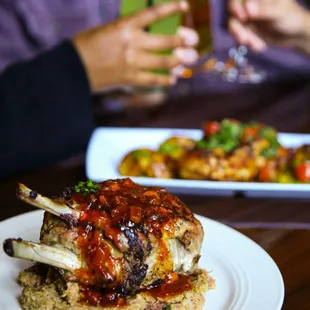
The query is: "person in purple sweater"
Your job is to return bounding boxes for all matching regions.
[0,0,310,180]
[0,0,309,75]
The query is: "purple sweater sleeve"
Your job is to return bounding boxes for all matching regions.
[0,0,121,73]
[0,1,39,72]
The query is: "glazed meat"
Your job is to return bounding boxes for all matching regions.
[4,178,204,303]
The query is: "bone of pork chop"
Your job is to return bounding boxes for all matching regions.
[17,183,79,225]
[3,238,81,271]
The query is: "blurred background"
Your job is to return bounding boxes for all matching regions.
[1,0,310,132]
[1,0,310,177]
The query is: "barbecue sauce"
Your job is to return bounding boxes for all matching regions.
[78,274,192,308]
[71,178,196,307]
[80,287,126,308]
[147,273,192,298]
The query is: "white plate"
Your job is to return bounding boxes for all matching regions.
[86,127,310,198]
[0,210,284,310]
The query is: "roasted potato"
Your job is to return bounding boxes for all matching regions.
[118,148,176,179]
[158,136,196,160]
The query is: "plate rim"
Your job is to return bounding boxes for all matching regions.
[196,214,285,310]
[0,210,285,310]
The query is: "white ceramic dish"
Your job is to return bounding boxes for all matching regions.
[0,210,284,310]
[86,127,310,197]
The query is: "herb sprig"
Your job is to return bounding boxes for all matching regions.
[75,180,99,195]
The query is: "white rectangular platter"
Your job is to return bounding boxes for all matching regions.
[86,127,310,198]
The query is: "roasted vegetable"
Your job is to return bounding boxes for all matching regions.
[118,119,310,184]
[158,136,196,160]
[292,145,310,182]
[118,148,176,178]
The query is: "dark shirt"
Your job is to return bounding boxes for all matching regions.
[0,41,94,180]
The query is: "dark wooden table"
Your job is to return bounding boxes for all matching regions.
[2,78,310,309]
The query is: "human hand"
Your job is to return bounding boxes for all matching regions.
[228,0,310,54]
[73,0,199,93]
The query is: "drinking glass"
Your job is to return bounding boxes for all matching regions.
[121,0,184,95]
[120,0,267,90]
[180,0,267,83]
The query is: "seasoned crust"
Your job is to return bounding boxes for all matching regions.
[18,265,215,310]
[39,178,204,292]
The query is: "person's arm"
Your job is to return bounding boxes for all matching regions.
[0,40,95,180]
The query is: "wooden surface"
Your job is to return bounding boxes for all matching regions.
[2,78,310,309]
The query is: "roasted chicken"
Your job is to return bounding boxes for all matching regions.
[3,178,210,308]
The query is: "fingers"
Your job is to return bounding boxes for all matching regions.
[244,0,275,19]
[135,48,198,70]
[230,0,277,20]
[229,0,248,21]
[125,47,199,87]
[229,18,267,52]
[229,17,248,45]
[137,53,180,70]
[138,27,199,51]
[134,71,176,87]
[174,48,199,66]
[177,26,199,47]
[138,32,185,51]
[131,0,189,28]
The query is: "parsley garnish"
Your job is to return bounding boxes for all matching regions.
[162,305,171,310]
[196,136,219,150]
[220,119,243,139]
[75,180,99,195]
[196,136,237,153]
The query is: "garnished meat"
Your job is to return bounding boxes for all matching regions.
[3,178,206,308]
